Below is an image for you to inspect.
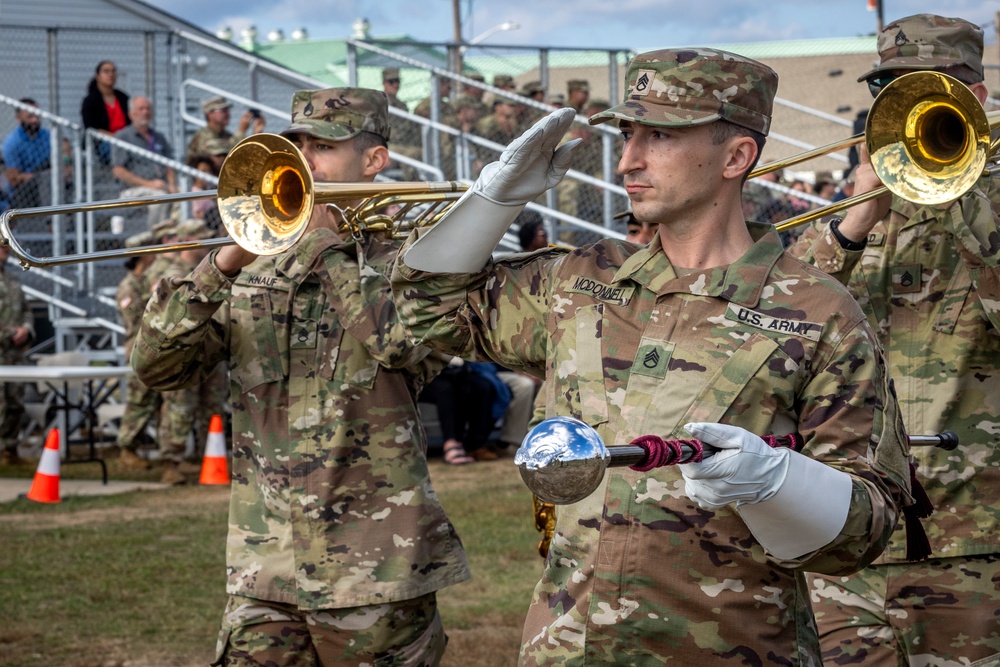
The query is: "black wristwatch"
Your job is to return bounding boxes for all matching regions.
[829,217,867,251]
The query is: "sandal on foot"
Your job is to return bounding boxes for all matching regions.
[443,440,475,465]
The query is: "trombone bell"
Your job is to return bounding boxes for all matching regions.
[218,134,315,256]
[867,71,990,206]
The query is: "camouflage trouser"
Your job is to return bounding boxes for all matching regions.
[0,381,25,453]
[214,592,446,667]
[193,363,229,457]
[115,373,160,452]
[157,385,199,462]
[809,554,1000,666]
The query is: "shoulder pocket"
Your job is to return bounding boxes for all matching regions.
[331,331,379,389]
[230,285,288,393]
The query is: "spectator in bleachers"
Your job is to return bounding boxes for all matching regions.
[186,96,264,162]
[0,242,35,466]
[186,153,219,220]
[382,68,423,178]
[444,96,486,177]
[80,61,130,164]
[420,359,483,465]
[382,67,407,112]
[111,96,177,229]
[548,92,566,108]
[474,96,523,172]
[2,99,52,209]
[414,78,453,122]
[616,209,658,244]
[519,81,548,126]
[567,79,590,113]
[460,72,489,117]
[493,366,541,455]
[464,361,512,461]
[490,74,518,111]
[517,210,548,251]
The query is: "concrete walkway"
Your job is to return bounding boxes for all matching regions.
[0,477,169,502]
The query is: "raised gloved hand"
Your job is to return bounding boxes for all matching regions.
[473,107,580,206]
[402,107,580,273]
[680,421,853,560]
[679,422,790,509]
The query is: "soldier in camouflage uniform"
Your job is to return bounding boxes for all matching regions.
[133,87,470,665]
[186,96,265,162]
[788,15,1000,665]
[392,48,913,664]
[115,230,162,470]
[473,96,524,175]
[0,243,34,465]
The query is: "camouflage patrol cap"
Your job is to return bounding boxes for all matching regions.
[521,80,545,96]
[589,48,777,135]
[493,74,516,89]
[382,67,400,81]
[453,95,483,112]
[202,96,231,114]
[151,218,177,240]
[282,87,391,143]
[613,209,637,224]
[466,72,486,82]
[567,79,589,93]
[124,230,155,248]
[173,218,214,241]
[858,14,984,82]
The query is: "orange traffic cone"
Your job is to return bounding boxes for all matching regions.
[27,429,61,503]
[199,414,230,485]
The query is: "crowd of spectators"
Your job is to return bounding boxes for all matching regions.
[0,60,857,472]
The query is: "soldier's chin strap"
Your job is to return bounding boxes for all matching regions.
[402,108,579,274]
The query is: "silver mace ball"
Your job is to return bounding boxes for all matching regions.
[514,416,660,505]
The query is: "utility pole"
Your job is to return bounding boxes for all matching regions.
[452,0,463,73]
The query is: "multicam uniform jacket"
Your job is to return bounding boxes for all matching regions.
[116,269,149,358]
[393,222,910,664]
[0,265,33,364]
[134,229,470,610]
[790,182,1000,562]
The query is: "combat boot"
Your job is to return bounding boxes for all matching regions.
[118,448,150,470]
[177,460,202,475]
[160,461,187,486]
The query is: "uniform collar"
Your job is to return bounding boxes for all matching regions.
[275,227,357,283]
[612,221,784,306]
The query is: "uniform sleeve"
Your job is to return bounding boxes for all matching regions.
[300,231,445,379]
[786,218,865,286]
[131,252,231,391]
[390,229,561,377]
[776,315,910,574]
[941,187,1000,331]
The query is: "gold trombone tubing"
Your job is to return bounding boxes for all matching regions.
[1,133,467,269]
[751,71,1000,233]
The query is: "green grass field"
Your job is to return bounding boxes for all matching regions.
[0,457,544,667]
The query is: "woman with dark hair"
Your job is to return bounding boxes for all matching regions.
[80,60,129,162]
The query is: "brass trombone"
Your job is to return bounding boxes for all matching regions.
[749,70,1000,233]
[0,133,467,269]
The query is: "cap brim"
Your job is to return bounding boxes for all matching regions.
[856,60,948,82]
[281,120,360,142]
[589,99,720,128]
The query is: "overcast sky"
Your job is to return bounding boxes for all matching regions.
[157,0,997,51]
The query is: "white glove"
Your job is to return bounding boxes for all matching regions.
[679,422,789,509]
[403,107,580,273]
[680,422,853,560]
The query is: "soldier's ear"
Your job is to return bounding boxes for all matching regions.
[361,145,390,177]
